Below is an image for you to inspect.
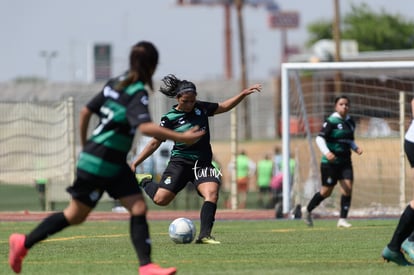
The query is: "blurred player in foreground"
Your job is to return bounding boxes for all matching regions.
[8,41,204,275]
[382,97,414,266]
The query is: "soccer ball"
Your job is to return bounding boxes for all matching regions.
[168,217,196,244]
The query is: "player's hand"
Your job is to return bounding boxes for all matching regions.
[180,125,205,145]
[355,147,363,155]
[243,84,262,95]
[326,152,336,162]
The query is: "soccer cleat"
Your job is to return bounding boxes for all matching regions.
[337,218,352,228]
[9,233,28,274]
[138,263,177,275]
[303,211,313,227]
[382,246,413,266]
[135,174,152,187]
[402,239,414,261]
[195,236,221,244]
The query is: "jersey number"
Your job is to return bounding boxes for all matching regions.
[93,106,114,136]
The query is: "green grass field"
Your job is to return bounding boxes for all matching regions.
[1,219,413,275]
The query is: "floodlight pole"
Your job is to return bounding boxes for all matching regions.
[224,3,233,79]
[40,50,58,82]
[333,0,342,95]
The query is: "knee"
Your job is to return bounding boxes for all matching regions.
[203,191,219,203]
[342,187,352,196]
[66,214,87,225]
[319,190,331,198]
[63,208,89,225]
[153,195,173,206]
[128,200,147,216]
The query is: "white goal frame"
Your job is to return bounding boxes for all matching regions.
[281,61,414,215]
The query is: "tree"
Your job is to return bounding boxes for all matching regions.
[306,20,333,48]
[306,3,414,51]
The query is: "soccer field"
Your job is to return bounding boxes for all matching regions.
[1,218,413,274]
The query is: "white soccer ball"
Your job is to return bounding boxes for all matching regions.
[168,217,196,244]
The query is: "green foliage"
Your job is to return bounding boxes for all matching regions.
[306,20,333,48]
[306,3,414,51]
[1,219,413,274]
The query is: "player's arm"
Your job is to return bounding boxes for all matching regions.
[131,138,162,171]
[138,122,203,146]
[349,140,362,155]
[316,135,336,161]
[315,120,336,161]
[79,106,93,147]
[214,84,262,115]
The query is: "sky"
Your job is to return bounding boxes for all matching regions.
[1,0,413,83]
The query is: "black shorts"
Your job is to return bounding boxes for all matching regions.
[158,157,221,195]
[405,139,414,168]
[320,162,353,187]
[67,164,141,208]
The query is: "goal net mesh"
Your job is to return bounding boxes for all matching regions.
[281,61,414,217]
[0,98,76,208]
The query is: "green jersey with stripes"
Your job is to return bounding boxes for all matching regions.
[319,112,356,165]
[160,101,218,162]
[77,74,152,179]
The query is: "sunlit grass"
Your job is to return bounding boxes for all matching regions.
[1,219,412,274]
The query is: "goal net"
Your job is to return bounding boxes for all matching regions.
[0,98,76,210]
[280,61,414,218]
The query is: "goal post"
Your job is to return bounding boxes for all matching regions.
[281,61,414,216]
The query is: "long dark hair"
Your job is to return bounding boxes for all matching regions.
[116,41,159,91]
[159,74,197,98]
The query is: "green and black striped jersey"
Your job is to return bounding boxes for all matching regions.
[319,112,356,165]
[77,74,152,179]
[160,101,218,162]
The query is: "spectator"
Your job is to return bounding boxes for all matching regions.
[256,154,273,208]
[273,146,282,176]
[235,150,256,209]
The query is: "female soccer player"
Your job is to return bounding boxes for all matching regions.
[382,97,414,266]
[131,74,261,244]
[8,41,204,275]
[304,95,363,228]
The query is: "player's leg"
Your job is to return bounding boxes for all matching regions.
[140,160,188,206]
[304,164,337,227]
[195,170,221,245]
[400,140,414,261]
[117,167,177,275]
[194,163,221,244]
[9,199,92,273]
[382,201,414,265]
[304,185,333,227]
[394,200,414,262]
[120,193,176,275]
[337,175,353,228]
